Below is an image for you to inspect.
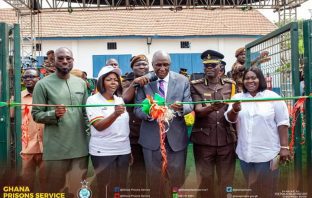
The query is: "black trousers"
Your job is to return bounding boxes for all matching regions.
[91,154,130,197]
[193,143,236,198]
[129,144,146,192]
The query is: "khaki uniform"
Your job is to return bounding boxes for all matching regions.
[190,77,236,198]
[231,61,244,72]
[121,72,146,191]
[231,61,244,93]
[42,60,55,76]
[121,73,141,144]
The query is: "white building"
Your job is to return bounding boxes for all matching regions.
[1,9,276,77]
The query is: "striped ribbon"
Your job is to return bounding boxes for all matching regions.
[2,95,310,154]
[1,95,311,108]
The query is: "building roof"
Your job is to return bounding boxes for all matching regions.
[0,8,276,38]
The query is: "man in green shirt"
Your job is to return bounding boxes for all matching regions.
[32,47,89,195]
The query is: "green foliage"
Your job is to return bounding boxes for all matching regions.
[275,20,304,55]
[274,20,304,73]
[298,20,304,55]
[276,62,291,73]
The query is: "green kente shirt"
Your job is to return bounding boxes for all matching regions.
[32,73,89,160]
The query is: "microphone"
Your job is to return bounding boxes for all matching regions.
[133,72,158,88]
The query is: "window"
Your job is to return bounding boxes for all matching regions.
[180,41,190,48]
[107,42,117,50]
[35,43,42,51]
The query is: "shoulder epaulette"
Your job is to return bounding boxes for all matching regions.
[222,78,236,85]
[191,78,204,85]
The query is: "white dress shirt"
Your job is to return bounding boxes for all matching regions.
[225,90,290,163]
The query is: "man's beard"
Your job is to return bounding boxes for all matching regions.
[56,67,71,75]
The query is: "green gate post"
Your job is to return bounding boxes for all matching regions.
[245,48,251,68]
[0,23,11,175]
[303,19,312,196]
[290,22,303,190]
[13,24,22,170]
[0,23,22,183]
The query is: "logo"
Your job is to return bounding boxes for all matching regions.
[172,187,179,198]
[77,180,92,198]
[114,187,120,198]
[226,186,233,193]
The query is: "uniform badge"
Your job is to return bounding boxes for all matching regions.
[204,93,211,97]
[77,180,92,198]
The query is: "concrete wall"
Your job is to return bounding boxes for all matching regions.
[37,36,258,78]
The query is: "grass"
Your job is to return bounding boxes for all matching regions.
[85,139,310,196]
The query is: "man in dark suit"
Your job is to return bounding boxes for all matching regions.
[134,51,193,197]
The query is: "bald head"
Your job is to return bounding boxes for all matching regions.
[106,58,119,68]
[54,47,74,78]
[152,50,171,79]
[55,47,73,57]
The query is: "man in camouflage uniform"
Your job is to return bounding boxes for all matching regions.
[231,47,245,92]
[41,50,55,76]
[190,50,236,198]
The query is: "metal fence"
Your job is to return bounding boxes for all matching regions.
[303,19,312,196]
[245,21,312,195]
[0,23,22,182]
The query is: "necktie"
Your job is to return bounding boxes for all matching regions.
[158,80,165,98]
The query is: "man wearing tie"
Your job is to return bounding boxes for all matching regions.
[134,50,193,197]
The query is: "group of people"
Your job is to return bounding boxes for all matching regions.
[20,46,292,198]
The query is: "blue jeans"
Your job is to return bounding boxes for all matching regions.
[240,159,279,198]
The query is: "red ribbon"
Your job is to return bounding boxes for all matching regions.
[289,98,306,152]
[21,105,30,149]
[147,95,168,177]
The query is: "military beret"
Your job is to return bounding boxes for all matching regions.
[130,54,148,68]
[235,47,245,57]
[201,50,224,64]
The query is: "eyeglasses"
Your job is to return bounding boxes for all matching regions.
[22,75,39,79]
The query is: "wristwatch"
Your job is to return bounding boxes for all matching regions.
[280,146,290,150]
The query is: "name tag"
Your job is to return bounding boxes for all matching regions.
[203,93,211,97]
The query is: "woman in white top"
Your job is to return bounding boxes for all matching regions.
[225,67,291,197]
[86,66,130,197]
